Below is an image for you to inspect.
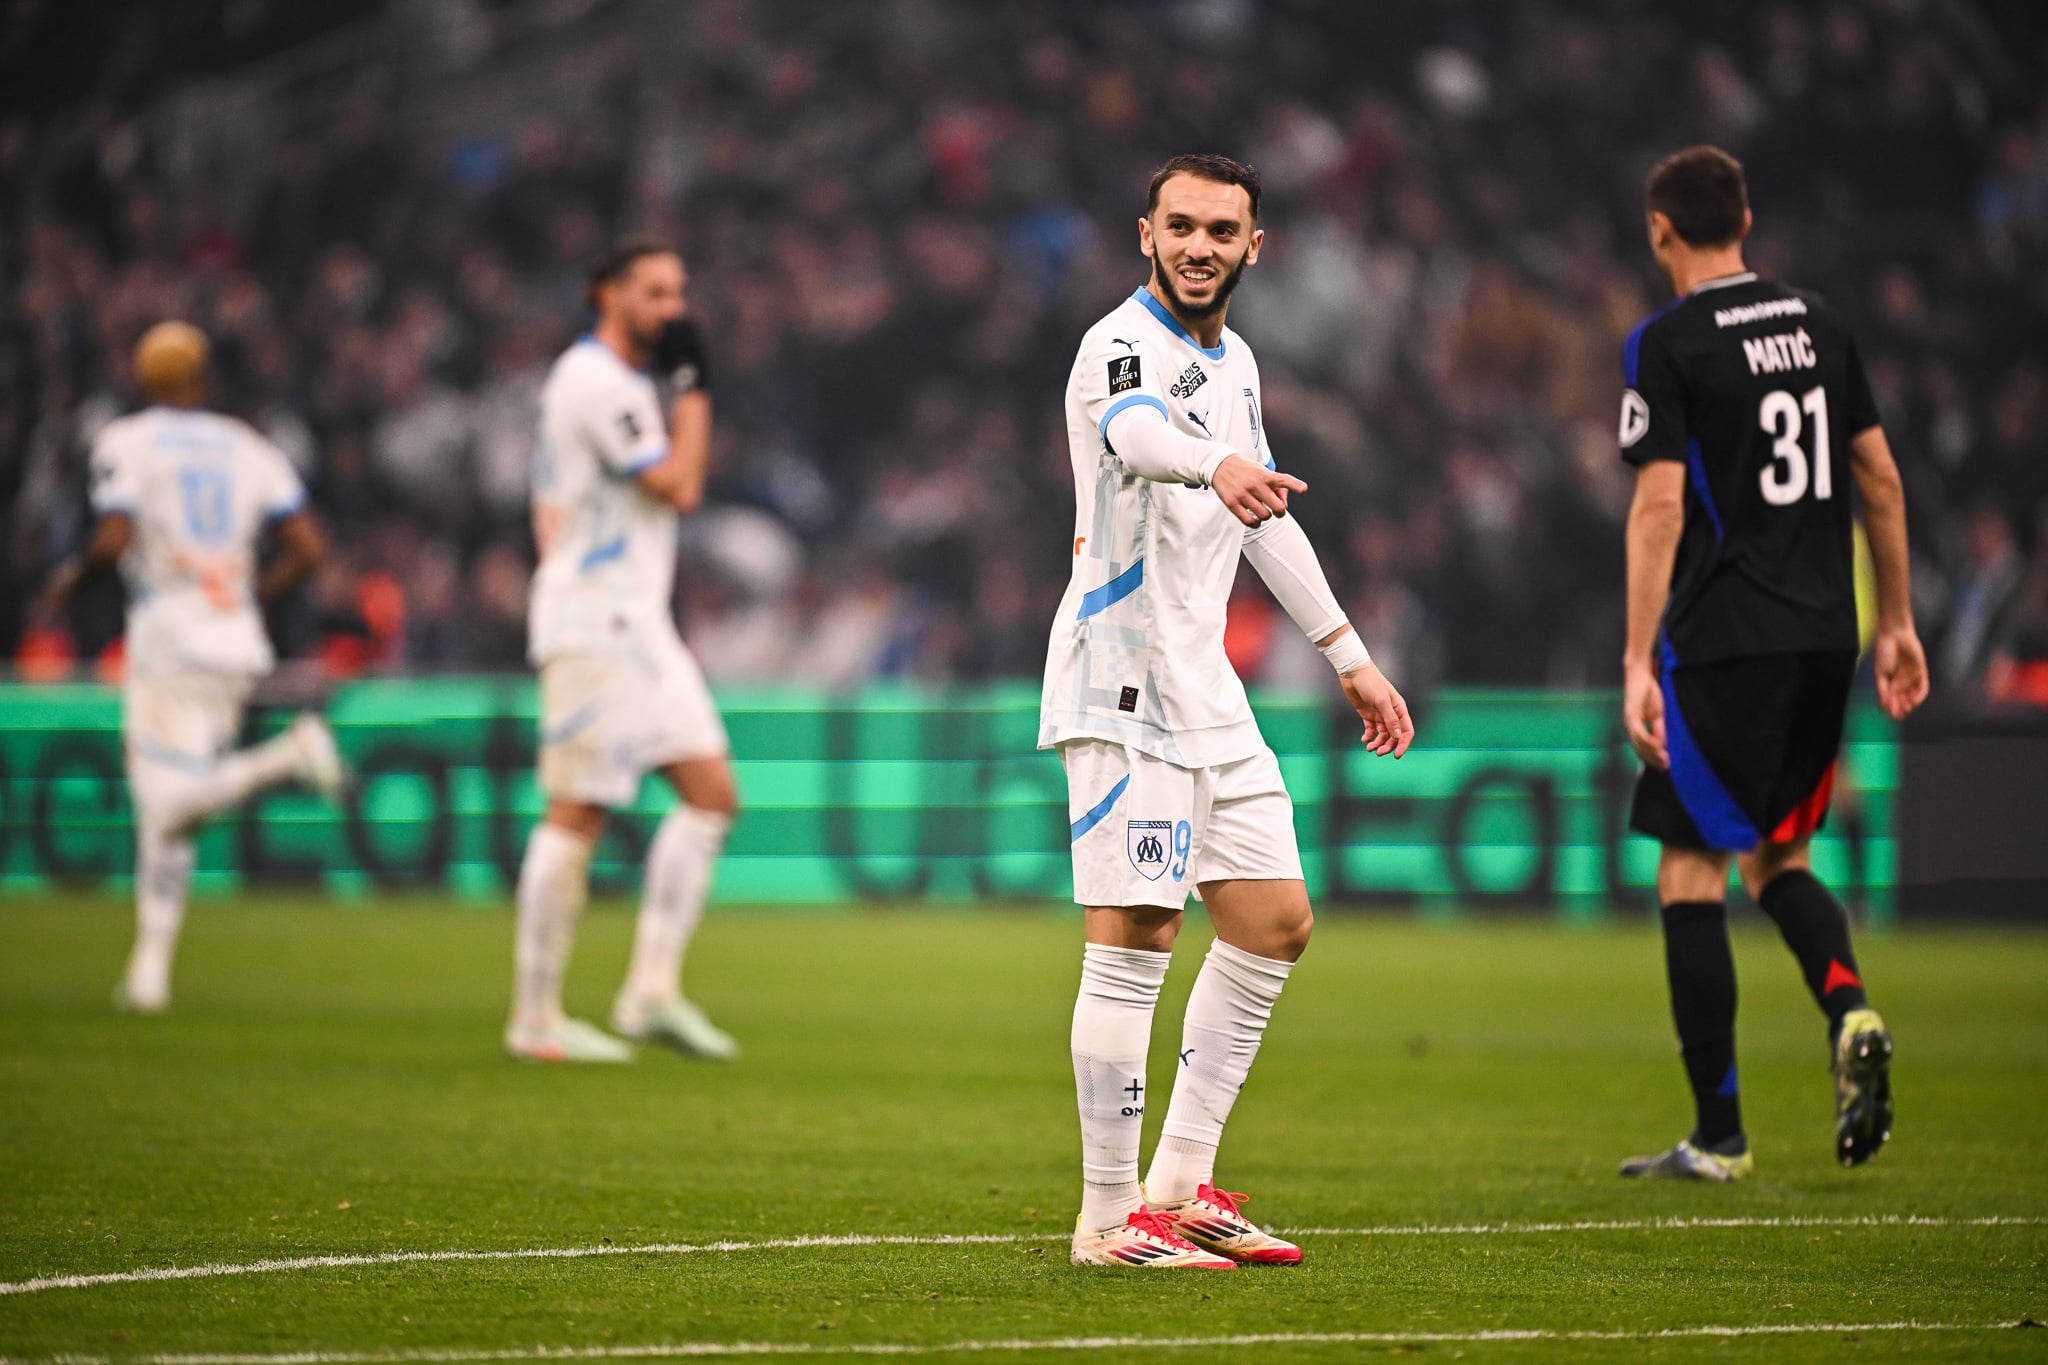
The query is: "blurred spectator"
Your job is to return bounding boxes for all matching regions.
[1938,503,2026,698]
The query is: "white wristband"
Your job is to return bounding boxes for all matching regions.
[1319,628,1371,677]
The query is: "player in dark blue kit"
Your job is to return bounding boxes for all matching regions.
[1615,147,1930,1180]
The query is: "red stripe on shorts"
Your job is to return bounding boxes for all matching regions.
[1769,759,1838,844]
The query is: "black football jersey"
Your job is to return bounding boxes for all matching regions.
[1619,273,1882,666]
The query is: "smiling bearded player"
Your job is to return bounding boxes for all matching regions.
[1040,154,1415,1269]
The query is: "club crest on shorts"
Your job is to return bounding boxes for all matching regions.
[1127,820,1171,881]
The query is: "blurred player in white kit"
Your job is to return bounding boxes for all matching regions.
[1041,156,1415,1268]
[34,321,344,1013]
[506,240,739,1064]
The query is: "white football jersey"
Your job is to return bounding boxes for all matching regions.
[527,337,676,663]
[1039,288,1276,768]
[89,406,305,677]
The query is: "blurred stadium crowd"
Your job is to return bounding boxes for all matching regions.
[4,0,2046,709]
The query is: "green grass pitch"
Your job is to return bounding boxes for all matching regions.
[1,896,2044,1362]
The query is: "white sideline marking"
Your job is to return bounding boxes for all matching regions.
[2,1215,2041,1299]
[0,1321,2025,1362]
[1285,1213,2048,1236]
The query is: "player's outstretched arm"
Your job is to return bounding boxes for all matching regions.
[1101,404,1304,524]
[1622,461,1686,769]
[1240,515,1412,755]
[1849,426,1929,721]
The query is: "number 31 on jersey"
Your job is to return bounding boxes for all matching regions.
[1759,386,1831,505]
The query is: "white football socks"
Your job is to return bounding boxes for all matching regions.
[121,823,195,1007]
[1071,942,1173,1233]
[512,822,594,1032]
[623,805,729,1003]
[1146,938,1294,1205]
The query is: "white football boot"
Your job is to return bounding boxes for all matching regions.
[1070,1208,1235,1269]
[505,1017,634,1063]
[612,994,739,1061]
[1148,1183,1303,1265]
[288,713,348,803]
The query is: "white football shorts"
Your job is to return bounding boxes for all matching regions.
[122,664,257,826]
[537,626,729,807]
[1059,738,1303,910]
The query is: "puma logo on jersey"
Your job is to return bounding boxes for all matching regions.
[1742,328,1818,375]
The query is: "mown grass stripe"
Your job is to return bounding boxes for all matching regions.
[0,1319,2027,1362]
[4,1215,2041,1299]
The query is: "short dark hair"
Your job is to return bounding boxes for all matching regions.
[1646,146,1748,247]
[1146,153,1261,222]
[585,237,675,309]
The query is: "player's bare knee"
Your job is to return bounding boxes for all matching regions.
[668,757,737,818]
[691,780,738,821]
[1088,905,1181,953]
[1276,904,1314,959]
[545,800,607,842]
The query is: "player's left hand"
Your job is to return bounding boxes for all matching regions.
[1340,663,1414,758]
[652,317,711,394]
[1872,626,1930,721]
[1623,660,1667,769]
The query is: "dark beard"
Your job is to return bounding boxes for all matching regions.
[628,316,667,355]
[1150,252,1247,322]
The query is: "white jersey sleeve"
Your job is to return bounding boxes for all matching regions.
[1075,329,1236,486]
[572,366,667,482]
[89,433,142,517]
[251,440,307,522]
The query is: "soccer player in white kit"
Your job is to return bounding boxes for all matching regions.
[33,321,344,1013]
[1043,156,1415,1268]
[506,240,740,1064]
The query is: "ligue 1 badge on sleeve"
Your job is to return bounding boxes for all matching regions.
[1108,355,1141,394]
[1127,820,1171,880]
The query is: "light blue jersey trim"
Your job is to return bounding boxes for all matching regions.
[621,446,666,476]
[539,701,601,746]
[1098,393,1169,450]
[579,535,628,571]
[1132,287,1226,361]
[263,493,306,522]
[1070,773,1130,842]
[1076,559,1143,619]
